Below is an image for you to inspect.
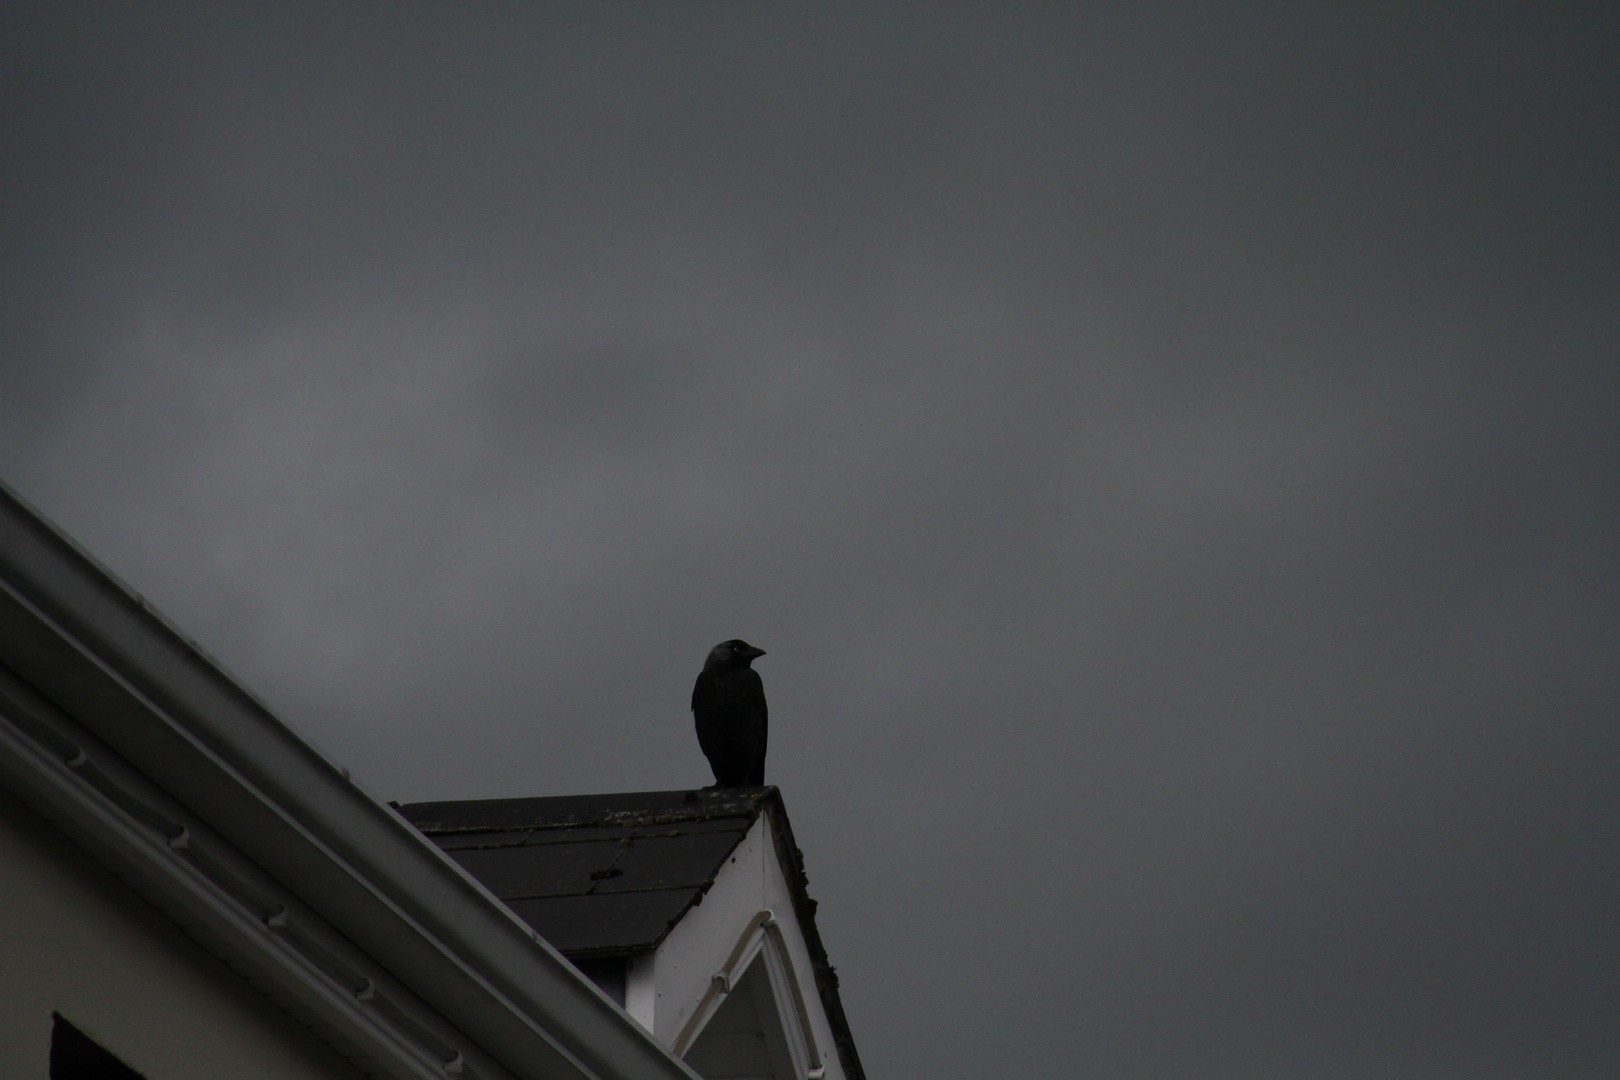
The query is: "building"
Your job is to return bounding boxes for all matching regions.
[0,481,863,1080]
[399,789,862,1080]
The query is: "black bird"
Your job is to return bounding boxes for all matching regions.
[691,639,768,787]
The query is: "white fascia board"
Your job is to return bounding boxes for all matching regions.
[0,665,491,1080]
[0,482,700,1080]
[637,816,846,1080]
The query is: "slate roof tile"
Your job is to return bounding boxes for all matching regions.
[505,891,702,955]
[598,830,746,893]
[447,840,625,899]
[398,787,768,958]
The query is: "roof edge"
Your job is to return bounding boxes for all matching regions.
[759,790,868,1080]
[400,788,772,835]
[0,480,700,1080]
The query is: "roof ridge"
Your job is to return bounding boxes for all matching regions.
[398,787,774,833]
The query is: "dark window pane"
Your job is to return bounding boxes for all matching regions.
[50,1014,145,1080]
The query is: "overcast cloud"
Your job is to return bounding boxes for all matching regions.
[3,4,1617,1077]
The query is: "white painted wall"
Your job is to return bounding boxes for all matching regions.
[625,815,847,1080]
[0,787,364,1080]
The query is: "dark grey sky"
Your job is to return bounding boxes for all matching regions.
[4,4,1617,1077]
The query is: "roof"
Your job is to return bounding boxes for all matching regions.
[401,787,867,1080]
[398,789,770,958]
[0,479,701,1080]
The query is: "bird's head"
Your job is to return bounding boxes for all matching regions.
[708,638,766,669]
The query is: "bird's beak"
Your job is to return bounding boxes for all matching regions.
[748,647,766,659]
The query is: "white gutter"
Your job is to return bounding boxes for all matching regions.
[0,481,701,1080]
